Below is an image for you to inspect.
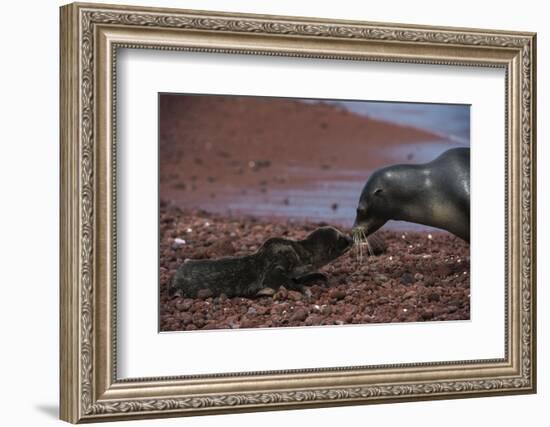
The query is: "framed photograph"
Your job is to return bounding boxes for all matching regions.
[60,2,537,423]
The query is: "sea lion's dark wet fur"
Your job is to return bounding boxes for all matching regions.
[353,147,470,242]
[170,226,353,298]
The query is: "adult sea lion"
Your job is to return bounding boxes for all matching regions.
[353,147,470,242]
[169,226,353,298]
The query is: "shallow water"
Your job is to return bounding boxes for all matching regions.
[219,177,444,232]
[190,141,465,232]
[328,100,470,144]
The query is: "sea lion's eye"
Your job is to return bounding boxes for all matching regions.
[374,188,383,196]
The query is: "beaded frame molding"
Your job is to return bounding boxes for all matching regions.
[60,2,536,423]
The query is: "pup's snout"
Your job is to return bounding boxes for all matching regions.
[339,233,354,249]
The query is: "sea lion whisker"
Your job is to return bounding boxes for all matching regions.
[366,232,375,257]
[360,236,364,262]
[354,229,365,263]
[361,230,370,256]
[353,233,360,262]
[365,237,374,257]
[354,232,363,263]
[359,232,365,262]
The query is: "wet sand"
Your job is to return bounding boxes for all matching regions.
[160,206,470,331]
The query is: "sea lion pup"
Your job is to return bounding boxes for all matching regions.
[353,147,470,242]
[169,226,353,298]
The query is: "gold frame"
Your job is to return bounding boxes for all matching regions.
[60,2,537,423]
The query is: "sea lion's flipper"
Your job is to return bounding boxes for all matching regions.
[256,287,276,296]
[283,281,312,298]
[284,273,329,293]
[293,272,328,285]
[262,265,294,289]
[366,233,387,256]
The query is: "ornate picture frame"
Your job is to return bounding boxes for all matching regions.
[60,2,536,423]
